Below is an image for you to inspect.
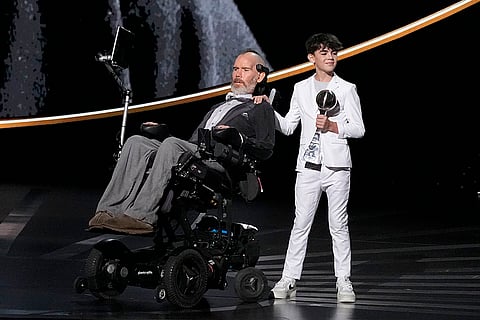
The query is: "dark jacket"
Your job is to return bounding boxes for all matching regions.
[190,98,275,161]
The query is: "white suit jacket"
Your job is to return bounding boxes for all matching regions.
[275,73,365,171]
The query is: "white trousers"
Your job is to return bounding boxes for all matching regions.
[282,166,352,280]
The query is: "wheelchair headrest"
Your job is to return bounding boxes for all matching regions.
[253,64,270,97]
[256,64,269,76]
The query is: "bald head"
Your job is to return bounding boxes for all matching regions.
[238,50,266,67]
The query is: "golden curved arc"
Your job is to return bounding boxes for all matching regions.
[0,0,478,129]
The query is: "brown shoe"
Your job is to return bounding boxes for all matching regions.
[106,213,154,235]
[88,211,154,235]
[88,211,112,228]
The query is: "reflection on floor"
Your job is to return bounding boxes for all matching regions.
[0,183,479,320]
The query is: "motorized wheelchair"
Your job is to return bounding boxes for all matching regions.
[74,123,272,308]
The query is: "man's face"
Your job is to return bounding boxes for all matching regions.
[230,54,262,95]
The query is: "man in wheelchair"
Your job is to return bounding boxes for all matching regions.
[88,49,275,235]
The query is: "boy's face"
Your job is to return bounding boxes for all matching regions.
[308,46,338,74]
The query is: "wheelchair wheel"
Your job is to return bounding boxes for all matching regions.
[84,247,128,300]
[163,248,208,308]
[154,285,167,303]
[73,276,88,293]
[234,267,268,302]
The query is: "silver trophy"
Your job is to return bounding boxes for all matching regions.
[316,89,338,116]
[303,90,338,164]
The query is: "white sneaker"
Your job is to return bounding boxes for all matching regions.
[336,276,356,303]
[271,277,297,299]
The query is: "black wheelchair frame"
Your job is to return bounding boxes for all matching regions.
[74,128,270,309]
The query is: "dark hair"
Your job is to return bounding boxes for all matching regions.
[305,33,343,54]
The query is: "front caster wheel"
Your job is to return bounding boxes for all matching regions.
[74,276,88,294]
[154,285,167,303]
[84,247,128,300]
[234,267,268,302]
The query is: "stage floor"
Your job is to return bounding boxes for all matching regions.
[0,182,479,320]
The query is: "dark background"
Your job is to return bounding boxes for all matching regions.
[0,1,479,218]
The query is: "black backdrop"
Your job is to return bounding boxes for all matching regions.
[0,1,479,217]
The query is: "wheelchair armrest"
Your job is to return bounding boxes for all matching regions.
[195,128,262,202]
[211,127,243,149]
[140,123,171,141]
[197,127,256,169]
